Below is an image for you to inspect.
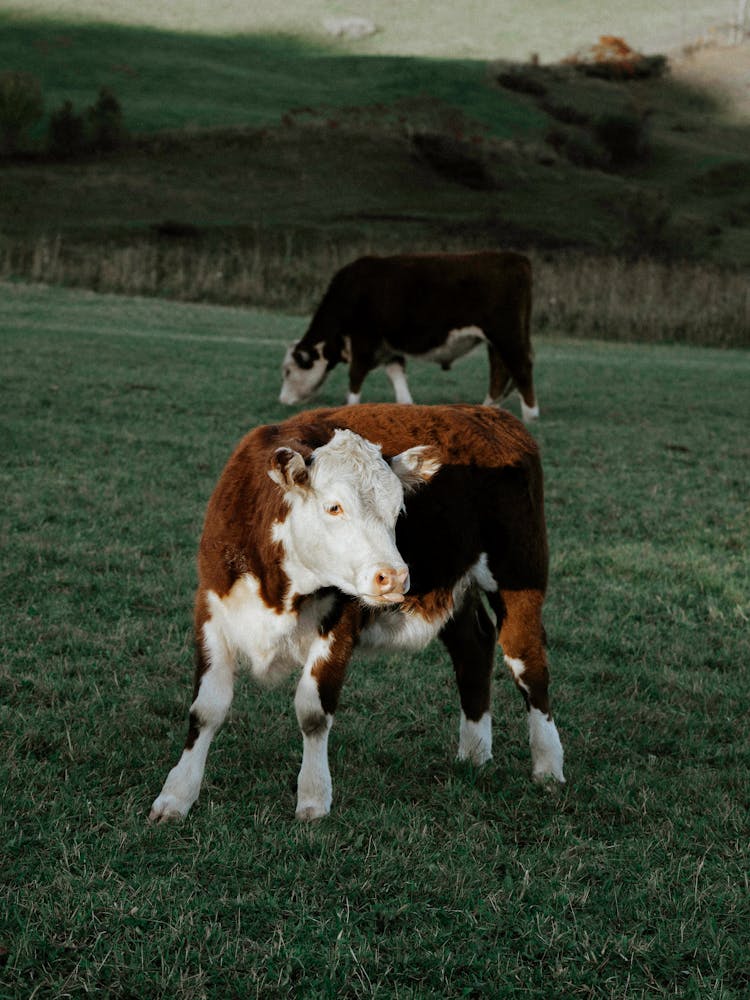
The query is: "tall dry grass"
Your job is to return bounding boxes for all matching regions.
[1,232,747,347]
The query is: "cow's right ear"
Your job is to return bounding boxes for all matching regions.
[268,447,310,491]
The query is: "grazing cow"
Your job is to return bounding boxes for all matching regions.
[279,251,539,421]
[149,404,563,823]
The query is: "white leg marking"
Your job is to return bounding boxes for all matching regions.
[149,622,235,822]
[294,635,334,820]
[521,397,539,421]
[457,710,493,766]
[346,390,361,405]
[385,362,414,404]
[528,707,565,783]
[504,654,530,696]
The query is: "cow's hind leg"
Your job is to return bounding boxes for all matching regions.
[440,589,496,766]
[496,588,564,783]
[484,346,513,408]
[149,619,235,822]
[485,344,538,421]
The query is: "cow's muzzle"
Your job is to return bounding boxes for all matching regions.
[367,565,410,605]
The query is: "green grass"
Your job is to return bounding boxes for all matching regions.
[0,20,544,136]
[1,283,748,997]
[2,17,750,274]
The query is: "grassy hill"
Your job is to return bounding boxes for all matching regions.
[1,16,749,344]
[2,0,736,60]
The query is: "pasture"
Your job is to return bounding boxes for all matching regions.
[1,281,748,997]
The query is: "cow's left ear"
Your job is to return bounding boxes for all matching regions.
[268,447,311,492]
[389,445,441,492]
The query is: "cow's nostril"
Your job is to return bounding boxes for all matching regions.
[373,567,408,595]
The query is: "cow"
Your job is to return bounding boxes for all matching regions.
[149,404,564,823]
[279,251,539,421]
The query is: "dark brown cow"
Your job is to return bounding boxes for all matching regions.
[149,404,563,823]
[279,251,538,420]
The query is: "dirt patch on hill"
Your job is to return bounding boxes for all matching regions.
[670,38,750,120]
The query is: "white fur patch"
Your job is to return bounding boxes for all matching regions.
[457,710,492,766]
[279,341,328,405]
[411,326,487,367]
[528,707,565,783]
[471,552,497,592]
[521,398,540,422]
[294,636,335,819]
[504,654,530,695]
[359,607,445,651]
[149,620,236,822]
[384,361,414,404]
[206,577,338,686]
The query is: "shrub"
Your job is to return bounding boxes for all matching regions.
[87,87,125,153]
[690,160,750,195]
[545,125,609,169]
[48,100,86,159]
[594,111,650,167]
[495,68,547,97]
[0,71,43,156]
[411,132,497,190]
[540,99,590,126]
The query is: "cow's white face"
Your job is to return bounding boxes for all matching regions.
[269,429,440,605]
[279,342,329,406]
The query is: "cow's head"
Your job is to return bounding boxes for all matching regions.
[268,429,440,605]
[279,342,330,406]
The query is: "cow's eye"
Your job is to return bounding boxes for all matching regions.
[326,503,344,516]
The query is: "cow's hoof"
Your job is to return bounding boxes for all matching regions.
[456,748,493,767]
[295,802,329,821]
[532,768,565,788]
[148,795,189,824]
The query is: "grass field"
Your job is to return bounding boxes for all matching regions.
[1,282,748,997]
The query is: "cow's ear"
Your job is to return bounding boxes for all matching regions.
[268,447,310,491]
[390,445,441,492]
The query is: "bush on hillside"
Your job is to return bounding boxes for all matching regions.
[88,87,125,153]
[594,110,651,167]
[48,100,86,159]
[566,36,668,80]
[0,71,43,157]
[411,132,498,190]
[545,125,609,169]
[495,68,547,97]
[46,87,126,159]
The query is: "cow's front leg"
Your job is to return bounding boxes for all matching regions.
[294,600,359,820]
[499,588,564,783]
[384,357,413,404]
[149,618,235,822]
[346,353,377,405]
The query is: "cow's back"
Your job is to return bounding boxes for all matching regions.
[346,252,530,350]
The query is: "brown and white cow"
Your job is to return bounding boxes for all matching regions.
[149,404,563,823]
[279,251,539,421]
